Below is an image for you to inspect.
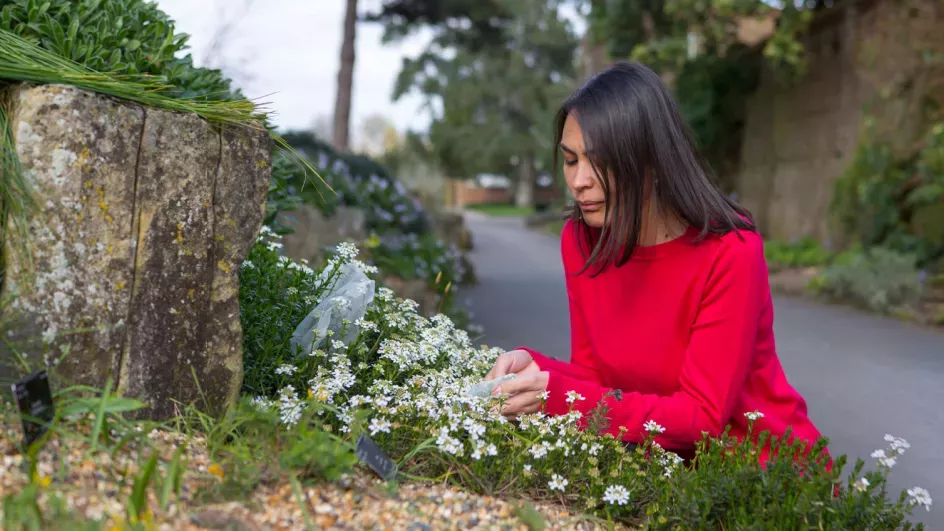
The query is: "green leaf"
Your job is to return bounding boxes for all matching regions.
[60,397,146,417]
[129,452,159,521]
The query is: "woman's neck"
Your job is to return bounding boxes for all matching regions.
[638,201,687,247]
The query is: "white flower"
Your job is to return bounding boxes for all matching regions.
[485,443,497,456]
[275,364,297,376]
[529,442,550,459]
[463,418,486,440]
[470,440,486,460]
[907,487,932,512]
[336,242,359,261]
[548,474,568,492]
[871,449,897,469]
[286,287,298,295]
[278,386,303,427]
[435,427,463,456]
[523,464,532,472]
[644,420,666,434]
[565,391,585,404]
[854,477,870,492]
[588,443,602,456]
[250,396,274,411]
[744,410,764,421]
[602,485,630,506]
[538,390,550,401]
[369,417,392,436]
[355,318,378,333]
[884,434,910,455]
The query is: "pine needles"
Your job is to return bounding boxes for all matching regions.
[0,28,269,128]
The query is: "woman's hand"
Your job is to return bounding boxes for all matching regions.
[485,349,539,381]
[495,371,550,417]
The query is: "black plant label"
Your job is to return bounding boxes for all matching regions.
[12,370,55,448]
[356,433,398,481]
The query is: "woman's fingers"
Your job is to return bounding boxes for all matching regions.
[485,349,534,381]
[496,371,549,417]
[485,354,513,381]
[506,349,535,374]
[498,371,545,395]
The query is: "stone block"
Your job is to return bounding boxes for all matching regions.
[2,84,271,419]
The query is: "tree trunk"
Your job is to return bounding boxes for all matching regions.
[579,0,610,78]
[514,155,535,208]
[332,0,357,152]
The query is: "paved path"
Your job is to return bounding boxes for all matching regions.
[463,212,944,528]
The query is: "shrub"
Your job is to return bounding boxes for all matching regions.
[764,237,833,273]
[0,0,239,101]
[364,231,468,286]
[808,247,924,314]
[239,228,932,528]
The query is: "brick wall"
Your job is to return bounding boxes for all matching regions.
[447,180,565,207]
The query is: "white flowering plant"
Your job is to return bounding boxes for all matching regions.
[237,228,932,529]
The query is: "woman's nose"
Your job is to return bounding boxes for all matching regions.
[572,163,596,190]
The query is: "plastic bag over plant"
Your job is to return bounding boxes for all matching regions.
[290,262,375,355]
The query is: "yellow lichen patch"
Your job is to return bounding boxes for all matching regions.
[255,159,268,169]
[217,260,231,273]
[188,289,196,301]
[74,146,92,170]
[114,280,126,292]
[106,245,113,254]
[96,187,110,221]
[175,223,184,244]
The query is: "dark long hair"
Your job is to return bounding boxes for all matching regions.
[554,61,755,273]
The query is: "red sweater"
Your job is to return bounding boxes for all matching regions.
[522,220,826,466]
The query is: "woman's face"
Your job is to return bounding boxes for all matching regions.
[560,113,608,228]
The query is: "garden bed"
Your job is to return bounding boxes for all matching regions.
[0,405,608,530]
[1,229,932,529]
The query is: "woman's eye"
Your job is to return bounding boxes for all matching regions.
[564,159,577,166]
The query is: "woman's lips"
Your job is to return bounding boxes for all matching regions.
[578,201,604,213]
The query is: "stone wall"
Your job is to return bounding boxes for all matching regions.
[734,0,944,243]
[277,204,366,268]
[2,84,271,419]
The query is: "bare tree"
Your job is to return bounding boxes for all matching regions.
[202,0,257,88]
[333,0,358,152]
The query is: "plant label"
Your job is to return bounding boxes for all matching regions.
[356,433,397,482]
[11,370,55,447]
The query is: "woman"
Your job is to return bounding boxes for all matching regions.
[484,61,826,466]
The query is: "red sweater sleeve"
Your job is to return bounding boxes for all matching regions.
[517,221,601,383]
[541,232,767,450]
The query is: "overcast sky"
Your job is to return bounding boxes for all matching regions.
[153,1,585,145]
[152,0,433,143]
